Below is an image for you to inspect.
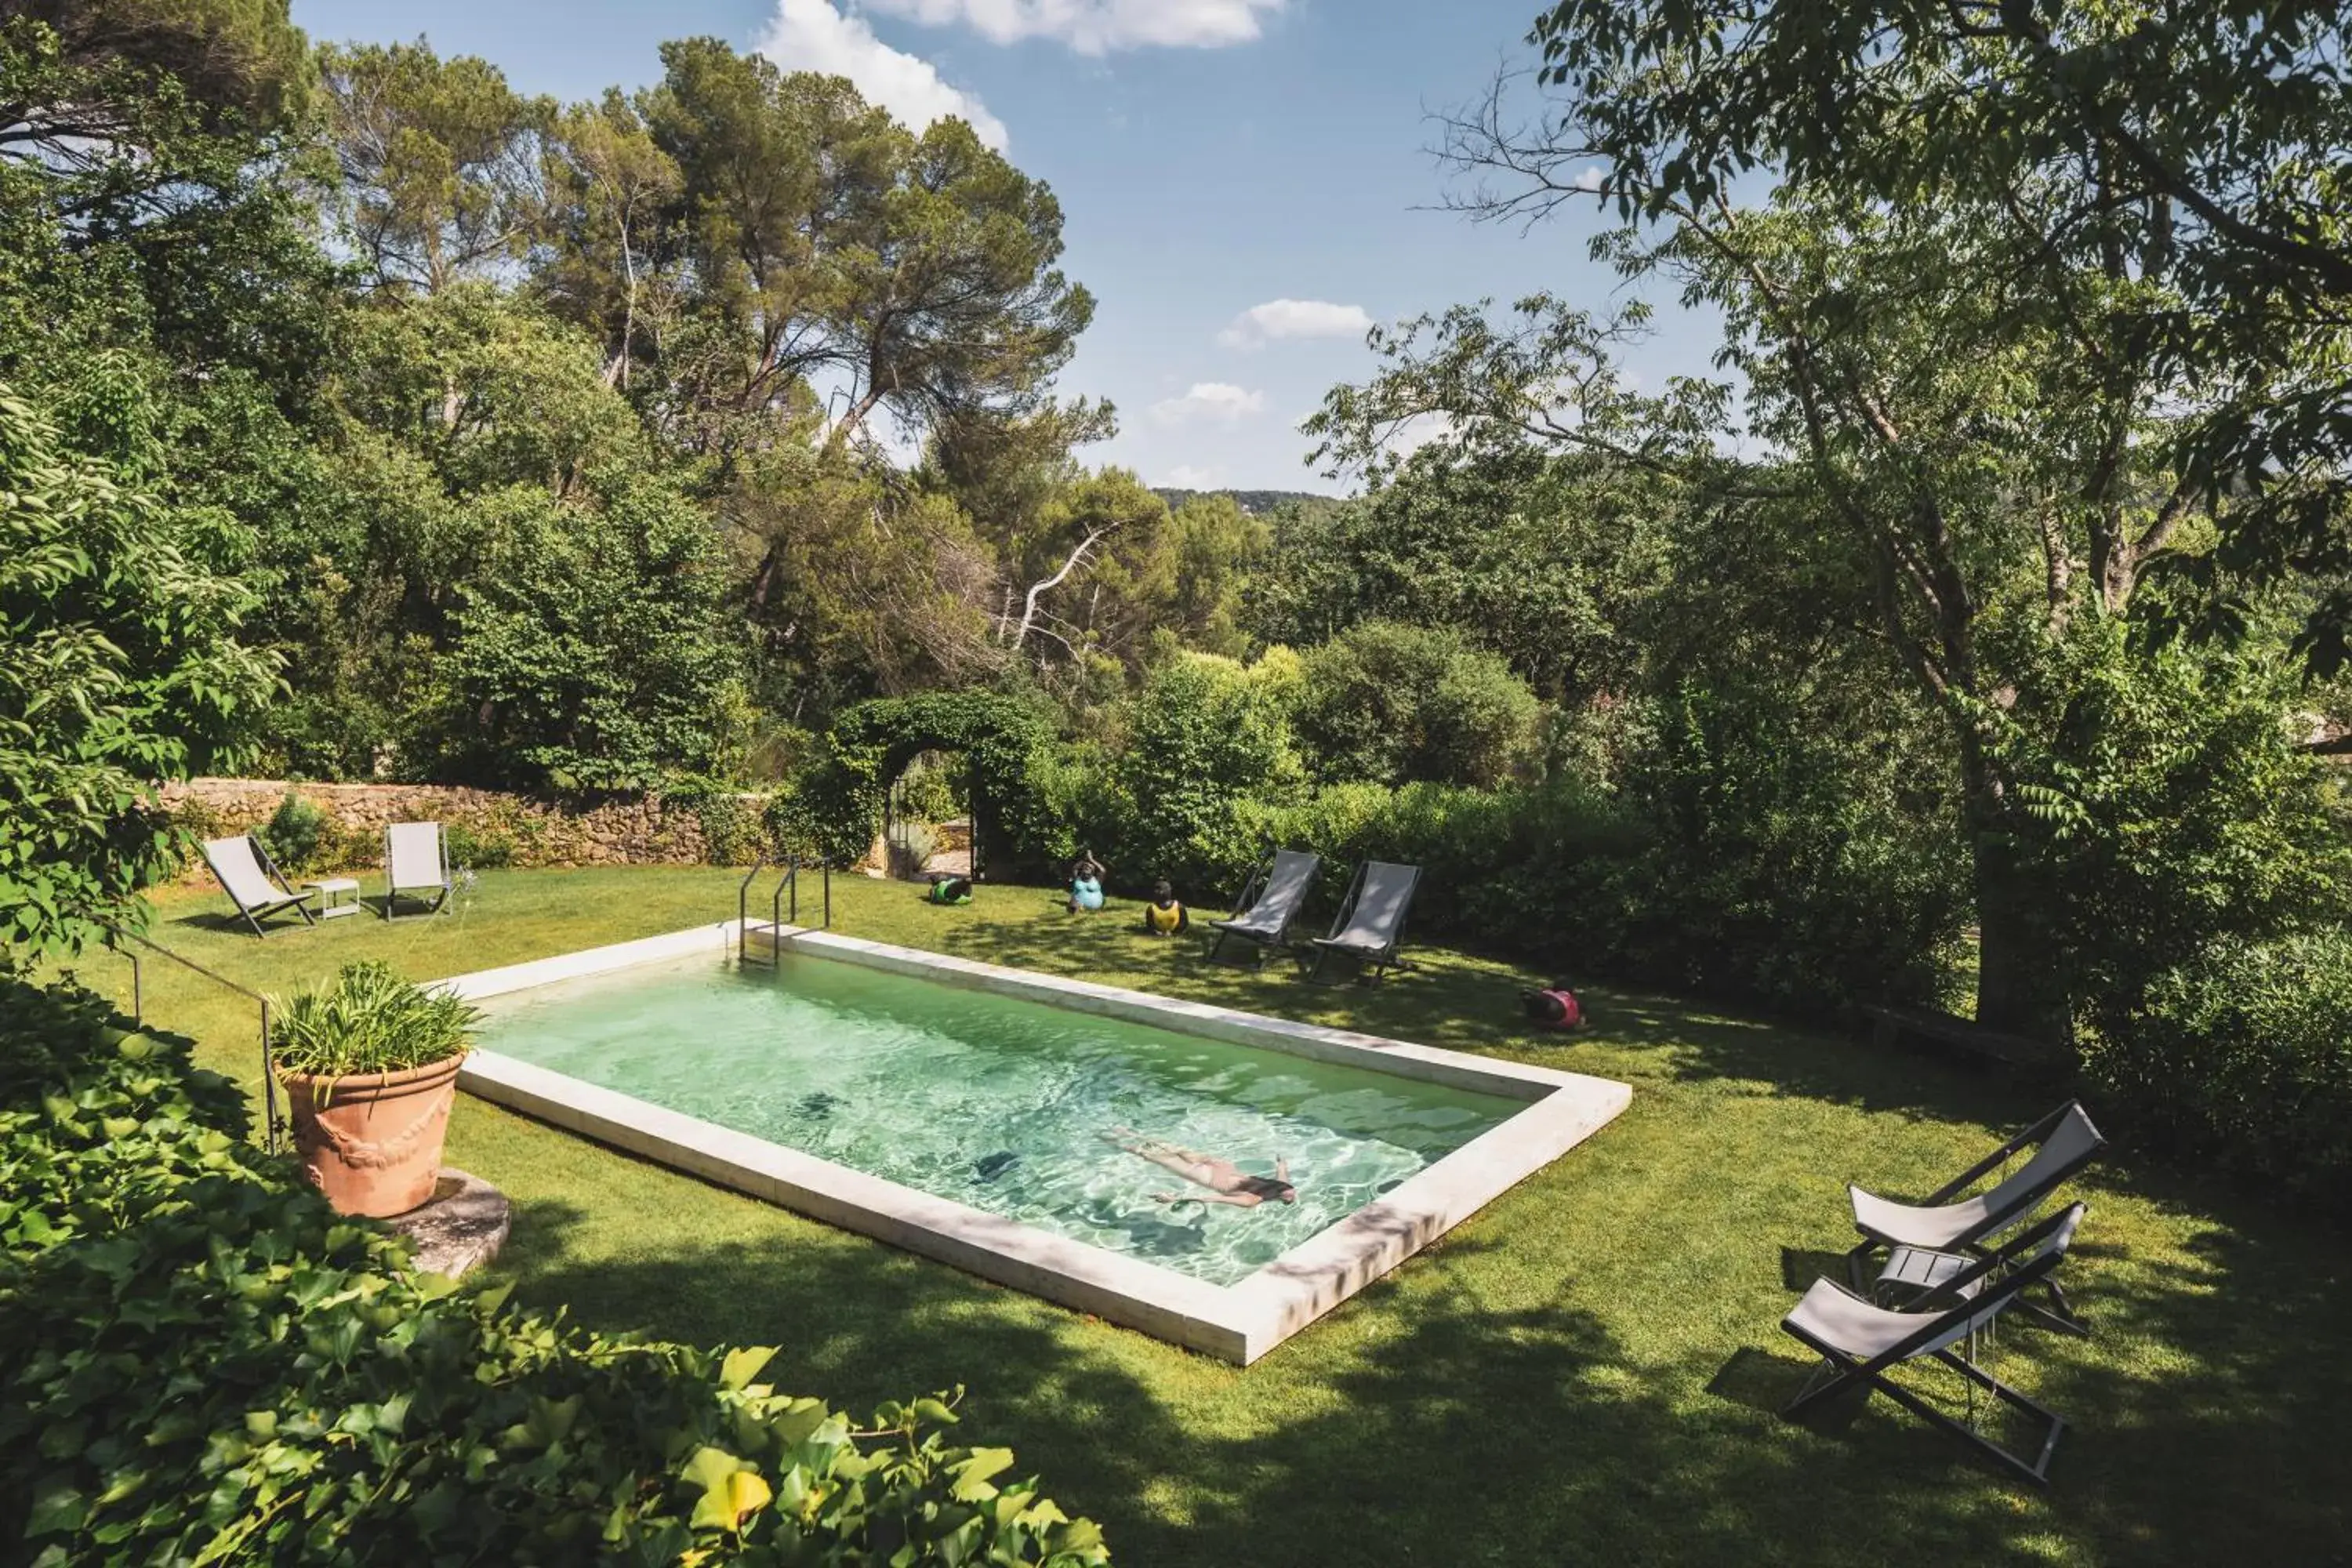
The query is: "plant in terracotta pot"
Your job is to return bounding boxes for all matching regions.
[273,961,481,1218]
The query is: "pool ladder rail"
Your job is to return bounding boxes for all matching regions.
[739,856,829,967]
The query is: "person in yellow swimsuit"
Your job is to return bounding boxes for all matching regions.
[1138,879,1189,936]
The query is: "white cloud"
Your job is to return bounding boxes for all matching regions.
[867,0,1283,55]
[1162,464,1220,488]
[1385,412,1460,459]
[1151,382,1265,424]
[756,0,1009,150]
[1217,298,1374,350]
[1575,165,1605,192]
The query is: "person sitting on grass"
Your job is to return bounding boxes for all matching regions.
[1139,879,1189,936]
[1102,1128,1297,1207]
[926,873,974,906]
[1066,850,1106,913]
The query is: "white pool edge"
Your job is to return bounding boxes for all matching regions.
[440,920,1631,1364]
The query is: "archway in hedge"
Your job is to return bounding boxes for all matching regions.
[806,692,1054,880]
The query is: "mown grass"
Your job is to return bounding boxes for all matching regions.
[64,866,2351,1567]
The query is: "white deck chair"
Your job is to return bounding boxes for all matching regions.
[383,821,453,920]
[1207,848,1323,967]
[1784,1203,2086,1486]
[199,835,316,938]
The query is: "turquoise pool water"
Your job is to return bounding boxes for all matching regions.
[473,953,1517,1286]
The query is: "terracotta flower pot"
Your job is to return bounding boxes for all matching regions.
[281,1053,467,1218]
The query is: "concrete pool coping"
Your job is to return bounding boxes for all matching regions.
[440,920,1631,1365]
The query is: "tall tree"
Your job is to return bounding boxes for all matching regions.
[535,90,681,389]
[0,0,310,192]
[318,40,551,296]
[1313,181,2212,1036]
[641,39,1093,456]
[1515,0,2352,659]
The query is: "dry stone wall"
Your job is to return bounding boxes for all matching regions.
[160,778,725,876]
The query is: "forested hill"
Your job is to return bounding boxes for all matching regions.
[1152,488,1335,515]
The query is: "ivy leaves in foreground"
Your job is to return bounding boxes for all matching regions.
[0,978,1109,1565]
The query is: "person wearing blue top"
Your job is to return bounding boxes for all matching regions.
[1066,850,1106,912]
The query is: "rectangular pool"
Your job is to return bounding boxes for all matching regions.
[475,953,1519,1287]
[445,923,1630,1363]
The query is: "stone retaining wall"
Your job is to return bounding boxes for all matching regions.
[160,778,722,875]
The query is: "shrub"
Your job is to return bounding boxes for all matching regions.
[1105,652,1305,895]
[0,978,1109,1564]
[2009,629,2352,1009]
[443,800,539,869]
[270,960,481,1080]
[1236,777,1646,961]
[1294,621,1543,789]
[2084,932,2352,1210]
[424,478,741,794]
[256,788,332,873]
[760,782,828,865]
[799,692,1057,871]
[664,775,765,866]
[1224,679,1964,1021]
[699,794,762,866]
[1583,676,1968,1014]
[898,750,966,824]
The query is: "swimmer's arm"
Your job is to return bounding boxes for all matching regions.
[1155,1190,1257,1207]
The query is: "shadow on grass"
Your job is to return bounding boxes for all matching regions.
[483,1163,2352,1568]
[284,871,2348,1566]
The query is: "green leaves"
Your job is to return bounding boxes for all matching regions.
[267,960,481,1080]
[0,383,278,972]
[0,974,1109,1566]
[719,1345,777,1392]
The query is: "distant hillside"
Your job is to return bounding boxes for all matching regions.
[1152,488,1337,516]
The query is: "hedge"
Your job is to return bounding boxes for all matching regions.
[789,692,1059,873]
[2083,931,2352,1213]
[0,978,1109,1566]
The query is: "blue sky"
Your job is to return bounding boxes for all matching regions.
[297,0,1722,492]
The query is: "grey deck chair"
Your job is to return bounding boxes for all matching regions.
[1305,860,1421,984]
[1207,848,1323,966]
[1846,1101,2103,1335]
[200,834,316,938]
[383,821,453,920]
[1783,1203,2086,1486]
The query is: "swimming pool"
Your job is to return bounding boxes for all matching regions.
[445,923,1630,1362]
[474,951,1517,1286]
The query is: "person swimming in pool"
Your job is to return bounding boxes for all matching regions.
[1102,1128,1296,1207]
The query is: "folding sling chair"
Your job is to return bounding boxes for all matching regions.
[199,834,317,938]
[1304,860,1421,984]
[383,821,454,920]
[1784,1203,2088,1486]
[1846,1101,2103,1335]
[1207,848,1322,967]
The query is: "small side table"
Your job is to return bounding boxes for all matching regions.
[305,877,362,919]
[1875,1244,1978,1306]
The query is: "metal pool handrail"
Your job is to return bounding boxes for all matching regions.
[103,927,283,1152]
[738,857,833,967]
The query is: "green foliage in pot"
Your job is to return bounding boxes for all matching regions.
[270,960,480,1083]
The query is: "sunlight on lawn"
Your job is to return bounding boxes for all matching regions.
[70,866,2352,1568]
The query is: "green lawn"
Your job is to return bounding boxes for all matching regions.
[68,867,2351,1566]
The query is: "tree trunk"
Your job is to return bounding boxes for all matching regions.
[1962,745,2072,1044]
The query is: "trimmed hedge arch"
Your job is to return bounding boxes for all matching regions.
[786,692,1057,873]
